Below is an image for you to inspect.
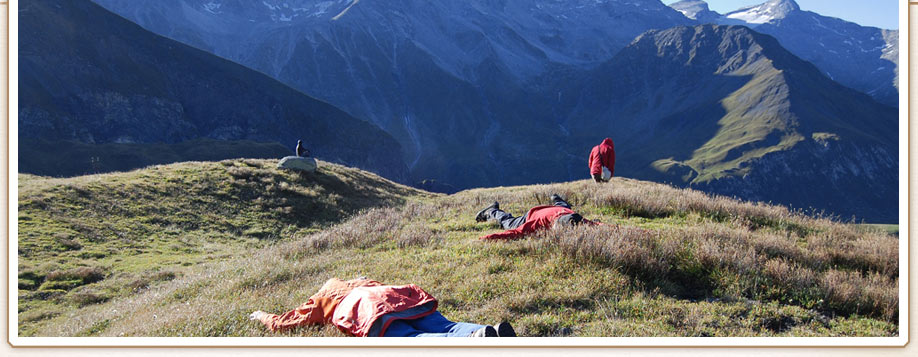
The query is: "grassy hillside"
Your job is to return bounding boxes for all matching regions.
[17,159,432,336]
[17,160,898,337]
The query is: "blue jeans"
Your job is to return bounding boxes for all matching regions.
[382,311,486,337]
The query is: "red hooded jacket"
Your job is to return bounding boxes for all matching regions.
[258,278,437,337]
[478,205,599,240]
[334,284,437,337]
[589,138,615,177]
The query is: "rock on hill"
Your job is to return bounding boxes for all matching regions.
[19,0,410,181]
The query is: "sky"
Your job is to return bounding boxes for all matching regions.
[668,0,900,30]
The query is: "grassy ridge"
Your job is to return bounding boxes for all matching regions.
[17,160,898,337]
[17,159,432,336]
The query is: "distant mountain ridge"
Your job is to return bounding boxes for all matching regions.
[93,0,692,74]
[669,0,720,22]
[90,0,695,180]
[19,0,410,181]
[668,0,899,107]
[721,0,799,25]
[43,0,900,221]
[564,24,897,221]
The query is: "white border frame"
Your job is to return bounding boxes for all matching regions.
[5,0,911,348]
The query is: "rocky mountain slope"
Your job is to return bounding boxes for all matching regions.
[669,0,899,107]
[19,0,410,181]
[43,0,900,222]
[90,0,693,180]
[560,24,897,221]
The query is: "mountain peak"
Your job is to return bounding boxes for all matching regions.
[724,0,799,25]
[670,0,710,13]
[765,0,800,13]
[669,0,720,21]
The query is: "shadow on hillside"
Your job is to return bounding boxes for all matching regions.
[218,159,421,237]
[19,139,290,177]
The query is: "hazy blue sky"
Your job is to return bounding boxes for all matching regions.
[668,0,900,30]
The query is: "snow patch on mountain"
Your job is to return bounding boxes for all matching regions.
[669,0,715,20]
[331,0,358,21]
[723,0,799,26]
[669,0,897,106]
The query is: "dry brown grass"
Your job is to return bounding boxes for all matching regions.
[523,217,897,321]
[820,270,898,320]
[807,226,898,277]
[46,266,106,284]
[452,178,897,322]
[20,166,898,337]
[582,179,798,223]
[762,258,816,293]
[529,225,677,280]
[292,207,404,252]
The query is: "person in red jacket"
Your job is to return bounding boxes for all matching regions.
[250,277,516,337]
[475,194,600,240]
[589,138,615,183]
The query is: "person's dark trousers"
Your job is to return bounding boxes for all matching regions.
[488,198,572,230]
[552,198,572,209]
[488,209,527,230]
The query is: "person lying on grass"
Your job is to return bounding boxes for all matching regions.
[250,277,516,337]
[475,194,601,240]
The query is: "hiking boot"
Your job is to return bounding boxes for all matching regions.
[470,325,498,337]
[495,322,516,337]
[475,202,499,222]
[550,194,563,204]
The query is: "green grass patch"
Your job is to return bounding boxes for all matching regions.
[17,161,897,337]
[17,159,433,336]
[856,224,898,236]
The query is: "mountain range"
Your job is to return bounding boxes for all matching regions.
[90,0,696,182]
[562,24,897,221]
[669,0,898,107]
[19,0,410,181]
[22,0,900,222]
